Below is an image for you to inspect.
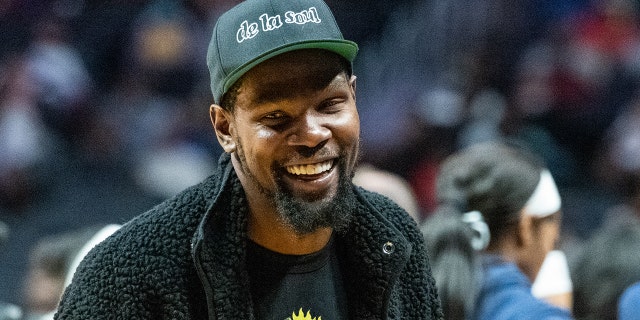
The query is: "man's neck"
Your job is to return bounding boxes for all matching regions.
[247,207,333,255]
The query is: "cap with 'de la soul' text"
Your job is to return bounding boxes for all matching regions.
[207,0,358,104]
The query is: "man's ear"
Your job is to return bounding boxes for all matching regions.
[349,75,357,101]
[210,104,236,153]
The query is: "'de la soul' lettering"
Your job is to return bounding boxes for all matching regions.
[236,7,321,43]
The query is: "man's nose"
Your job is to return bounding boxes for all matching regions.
[287,114,331,149]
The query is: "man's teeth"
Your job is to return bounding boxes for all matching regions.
[286,161,332,175]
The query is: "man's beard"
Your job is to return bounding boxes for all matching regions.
[235,143,357,235]
[272,159,356,235]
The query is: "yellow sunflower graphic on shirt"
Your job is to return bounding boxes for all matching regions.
[286,308,322,320]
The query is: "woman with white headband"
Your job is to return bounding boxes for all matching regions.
[421,141,573,320]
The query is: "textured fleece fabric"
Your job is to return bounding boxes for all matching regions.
[54,153,443,319]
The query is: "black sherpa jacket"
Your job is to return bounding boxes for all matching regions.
[55,154,443,319]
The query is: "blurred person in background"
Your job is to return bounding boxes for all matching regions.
[22,229,96,320]
[353,163,422,223]
[570,97,640,319]
[0,53,53,211]
[421,140,572,319]
[570,219,640,320]
[26,16,93,142]
[21,224,120,320]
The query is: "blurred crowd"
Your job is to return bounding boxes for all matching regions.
[2,0,640,318]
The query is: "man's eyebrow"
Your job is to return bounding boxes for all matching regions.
[251,71,349,105]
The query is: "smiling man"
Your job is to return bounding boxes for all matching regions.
[54,0,442,319]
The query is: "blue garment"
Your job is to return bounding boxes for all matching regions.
[619,282,640,320]
[473,255,572,320]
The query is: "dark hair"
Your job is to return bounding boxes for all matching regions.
[220,76,243,112]
[571,222,640,320]
[218,50,353,112]
[421,140,544,319]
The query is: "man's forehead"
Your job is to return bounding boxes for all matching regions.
[240,50,349,104]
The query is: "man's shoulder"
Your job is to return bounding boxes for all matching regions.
[92,174,223,259]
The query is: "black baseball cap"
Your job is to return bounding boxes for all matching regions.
[207,0,358,104]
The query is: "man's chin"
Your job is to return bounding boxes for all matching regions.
[290,188,336,204]
[274,186,354,235]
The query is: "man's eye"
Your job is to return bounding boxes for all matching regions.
[320,99,343,113]
[261,112,291,129]
[263,112,286,120]
[264,113,283,119]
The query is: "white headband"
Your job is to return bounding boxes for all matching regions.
[522,169,561,217]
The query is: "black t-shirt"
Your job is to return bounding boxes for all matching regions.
[246,236,348,320]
